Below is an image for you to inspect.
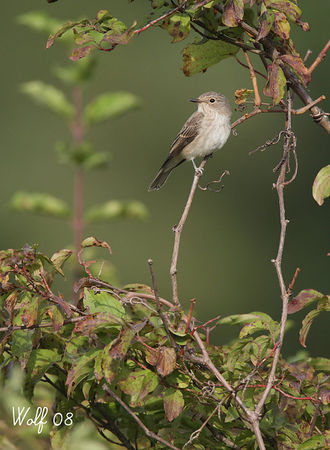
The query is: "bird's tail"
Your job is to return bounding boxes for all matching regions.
[148,156,185,191]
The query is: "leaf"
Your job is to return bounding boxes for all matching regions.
[17,11,63,35]
[299,296,330,347]
[273,12,290,40]
[163,388,184,422]
[162,13,190,43]
[308,357,330,372]
[47,305,65,332]
[264,0,301,22]
[263,63,286,104]
[256,10,275,41]
[312,165,330,206]
[20,295,39,328]
[70,45,95,61]
[279,54,311,85]
[108,327,135,359]
[183,39,239,77]
[51,249,72,276]
[101,21,136,45]
[47,20,84,48]
[66,350,98,396]
[20,81,74,119]
[24,349,61,400]
[10,191,70,218]
[156,347,176,377]
[288,289,324,314]
[73,313,123,335]
[83,289,125,317]
[54,57,96,85]
[217,313,262,326]
[81,236,112,254]
[235,88,253,105]
[84,91,140,124]
[86,200,148,223]
[222,0,244,27]
[297,435,326,450]
[119,369,158,407]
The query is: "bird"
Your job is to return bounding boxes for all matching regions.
[148,91,232,191]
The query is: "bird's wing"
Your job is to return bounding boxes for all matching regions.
[169,111,204,157]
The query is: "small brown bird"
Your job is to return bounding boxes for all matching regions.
[148,91,232,191]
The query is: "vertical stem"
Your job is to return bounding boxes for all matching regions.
[170,159,207,307]
[71,86,85,259]
[255,91,292,418]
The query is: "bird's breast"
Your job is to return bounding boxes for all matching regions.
[183,113,231,160]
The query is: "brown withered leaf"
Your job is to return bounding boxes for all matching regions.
[235,88,254,105]
[280,54,311,85]
[70,45,95,61]
[256,10,275,41]
[222,0,244,28]
[47,305,64,332]
[288,289,324,314]
[273,12,290,40]
[156,347,176,377]
[109,328,135,359]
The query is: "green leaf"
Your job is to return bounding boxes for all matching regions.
[51,249,72,276]
[17,11,63,35]
[10,192,70,218]
[312,165,330,206]
[162,13,190,43]
[109,327,135,359]
[54,57,97,85]
[20,81,74,119]
[288,289,324,314]
[163,388,184,422]
[81,236,112,253]
[24,349,61,400]
[47,305,65,332]
[83,289,125,317]
[66,350,98,396]
[182,39,239,76]
[273,12,290,40]
[299,296,330,347]
[263,63,286,104]
[264,0,301,22]
[47,20,86,48]
[56,141,109,169]
[222,0,244,27]
[297,435,326,450]
[119,369,158,407]
[217,313,263,326]
[86,200,148,223]
[84,91,140,124]
[308,357,330,372]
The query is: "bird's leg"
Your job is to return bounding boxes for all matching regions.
[191,158,204,176]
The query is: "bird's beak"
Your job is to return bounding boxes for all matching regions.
[189,98,201,103]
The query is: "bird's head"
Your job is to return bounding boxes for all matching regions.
[190,91,232,117]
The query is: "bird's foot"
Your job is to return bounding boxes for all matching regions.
[195,167,204,176]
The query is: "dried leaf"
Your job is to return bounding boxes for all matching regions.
[288,289,324,314]
[280,54,311,85]
[156,347,176,377]
[222,0,244,27]
[235,88,254,105]
[263,63,286,104]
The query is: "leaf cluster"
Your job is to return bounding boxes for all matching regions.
[0,242,329,449]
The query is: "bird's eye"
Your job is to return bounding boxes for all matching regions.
[209,98,215,103]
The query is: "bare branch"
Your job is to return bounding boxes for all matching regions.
[307,40,330,76]
[170,158,207,307]
[243,51,261,108]
[255,90,293,418]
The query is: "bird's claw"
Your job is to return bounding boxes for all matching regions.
[195,167,204,176]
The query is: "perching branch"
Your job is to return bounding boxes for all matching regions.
[170,158,207,307]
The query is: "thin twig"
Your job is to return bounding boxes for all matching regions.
[307,40,330,76]
[293,95,326,115]
[148,259,177,347]
[103,384,180,450]
[185,298,196,333]
[170,159,207,307]
[0,316,87,333]
[243,51,261,107]
[235,56,267,79]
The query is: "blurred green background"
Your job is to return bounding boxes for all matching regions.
[1,0,329,357]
